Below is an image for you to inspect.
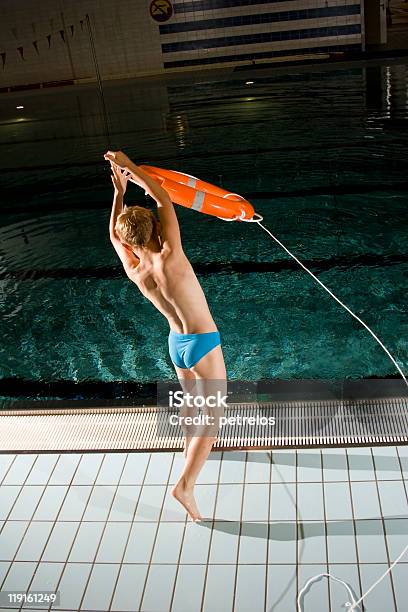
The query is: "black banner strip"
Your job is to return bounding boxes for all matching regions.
[1,253,407,281]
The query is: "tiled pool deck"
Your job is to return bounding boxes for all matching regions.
[1,448,408,612]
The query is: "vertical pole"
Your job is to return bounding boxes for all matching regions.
[61,11,76,79]
[85,13,111,149]
[364,0,388,46]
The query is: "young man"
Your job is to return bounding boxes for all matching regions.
[104,150,226,522]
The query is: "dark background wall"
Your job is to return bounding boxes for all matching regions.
[0,0,364,88]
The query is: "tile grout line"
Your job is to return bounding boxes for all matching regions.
[76,453,130,612]
[264,450,273,612]
[295,449,299,610]
[0,454,19,486]
[231,451,249,612]
[2,516,408,528]
[320,448,332,611]
[199,449,228,612]
[2,475,408,486]
[0,453,29,561]
[18,453,82,612]
[0,559,404,565]
[136,452,173,612]
[166,452,188,612]
[0,453,55,605]
[45,452,107,612]
[370,447,399,612]
[346,447,365,612]
[106,451,155,612]
[119,451,155,612]
[393,445,408,610]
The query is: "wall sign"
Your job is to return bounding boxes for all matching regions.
[149,0,173,23]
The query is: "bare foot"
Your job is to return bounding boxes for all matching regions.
[171,478,202,522]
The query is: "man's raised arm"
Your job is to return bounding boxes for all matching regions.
[108,162,140,274]
[104,150,182,251]
[109,177,124,242]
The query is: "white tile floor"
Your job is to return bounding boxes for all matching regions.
[0,448,408,611]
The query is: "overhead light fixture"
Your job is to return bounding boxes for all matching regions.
[16,105,24,109]
[245,81,254,85]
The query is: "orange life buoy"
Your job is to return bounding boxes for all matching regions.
[139,165,255,221]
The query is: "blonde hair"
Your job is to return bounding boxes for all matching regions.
[115,205,156,247]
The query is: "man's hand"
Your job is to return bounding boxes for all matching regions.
[104,150,131,169]
[105,149,182,252]
[110,162,131,196]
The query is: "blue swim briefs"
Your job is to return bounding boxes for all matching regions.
[168,330,221,369]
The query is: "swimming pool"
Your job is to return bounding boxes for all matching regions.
[1,61,407,401]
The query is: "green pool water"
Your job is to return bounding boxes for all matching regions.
[0,62,407,399]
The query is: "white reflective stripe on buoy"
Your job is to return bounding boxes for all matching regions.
[191,190,205,211]
[187,177,197,188]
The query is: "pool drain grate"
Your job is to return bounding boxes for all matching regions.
[1,396,408,453]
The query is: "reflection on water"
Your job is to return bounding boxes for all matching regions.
[0,61,407,391]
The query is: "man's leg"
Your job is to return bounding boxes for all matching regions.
[172,344,227,521]
[173,365,198,458]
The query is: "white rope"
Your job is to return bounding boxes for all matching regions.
[244,216,408,611]
[217,193,265,222]
[297,542,408,611]
[297,573,357,611]
[255,219,408,390]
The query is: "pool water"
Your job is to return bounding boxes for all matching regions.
[1,62,407,400]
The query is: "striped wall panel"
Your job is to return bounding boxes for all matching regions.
[159,0,363,69]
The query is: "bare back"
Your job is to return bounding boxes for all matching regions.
[129,248,217,334]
